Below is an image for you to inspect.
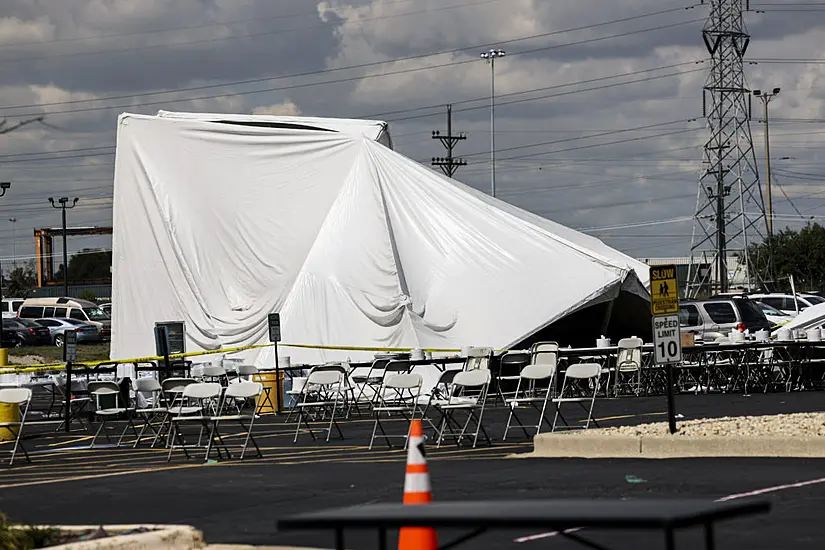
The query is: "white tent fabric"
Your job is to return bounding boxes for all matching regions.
[155,110,393,148]
[110,112,649,371]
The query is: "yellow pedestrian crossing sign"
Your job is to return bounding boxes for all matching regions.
[650,264,679,315]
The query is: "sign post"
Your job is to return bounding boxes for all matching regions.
[155,321,185,380]
[650,265,681,434]
[63,329,78,433]
[268,313,282,414]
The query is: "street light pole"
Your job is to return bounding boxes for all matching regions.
[480,48,505,198]
[48,197,78,297]
[753,87,780,238]
[8,217,16,268]
[0,182,11,351]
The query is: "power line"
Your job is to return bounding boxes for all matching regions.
[0,0,424,47]
[0,7,702,117]
[0,0,507,66]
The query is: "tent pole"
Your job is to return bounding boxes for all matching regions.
[601,297,616,336]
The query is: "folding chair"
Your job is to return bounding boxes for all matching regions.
[494,351,531,405]
[503,363,555,440]
[418,369,459,440]
[132,377,168,448]
[293,369,345,443]
[51,374,91,431]
[0,388,32,466]
[436,369,491,448]
[614,337,643,396]
[465,347,493,371]
[369,372,423,450]
[88,381,139,449]
[351,359,390,405]
[167,382,224,462]
[552,363,602,431]
[207,381,263,461]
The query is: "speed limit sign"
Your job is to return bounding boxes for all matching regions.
[653,314,682,364]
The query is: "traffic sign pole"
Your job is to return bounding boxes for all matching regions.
[650,265,681,435]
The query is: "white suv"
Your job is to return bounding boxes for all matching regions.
[748,293,825,317]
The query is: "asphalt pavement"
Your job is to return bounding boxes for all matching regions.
[0,392,823,549]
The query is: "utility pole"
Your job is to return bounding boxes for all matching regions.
[48,197,78,297]
[753,87,780,237]
[431,105,467,178]
[480,48,505,197]
[0,182,10,352]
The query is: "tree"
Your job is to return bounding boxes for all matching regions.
[6,261,37,298]
[54,248,112,282]
[748,223,825,292]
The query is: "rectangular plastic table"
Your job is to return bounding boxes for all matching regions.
[278,499,770,550]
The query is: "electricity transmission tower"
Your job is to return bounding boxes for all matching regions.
[431,105,467,178]
[687,0,767,297]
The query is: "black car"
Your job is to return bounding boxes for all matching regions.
[1,318,52,347]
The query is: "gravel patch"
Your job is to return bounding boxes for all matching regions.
[7,354,48,365]
[595,412,825,437]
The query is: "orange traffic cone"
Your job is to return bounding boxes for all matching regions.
[398,419,438,550]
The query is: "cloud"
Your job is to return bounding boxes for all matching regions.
[252,100,301,116]
[0,0,823,265]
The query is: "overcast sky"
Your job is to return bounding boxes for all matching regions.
[0,0,824,272]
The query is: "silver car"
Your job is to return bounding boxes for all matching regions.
[33,318,101,347]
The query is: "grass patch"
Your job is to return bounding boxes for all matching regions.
[0,513,61,549]
[9,342,110,364]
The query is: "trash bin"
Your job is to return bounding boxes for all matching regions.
[254,369,284,414]
[0,402,20,441]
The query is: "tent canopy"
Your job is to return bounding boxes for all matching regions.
[110,112,650,366]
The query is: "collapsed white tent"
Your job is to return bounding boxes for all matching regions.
[110,112,650,370]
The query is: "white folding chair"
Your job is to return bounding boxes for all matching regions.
[207,381,263,461]
[0,388,32,466]
[615,337,644,396]
[132,377,167,448]
[369,372,423,450]
[293,369,345,443]
[503,362,556,440]
[166,382,223,462]
[552,363,602,431]
[465,347,493,371]
[436,369,491,448]
[88,381,138,448]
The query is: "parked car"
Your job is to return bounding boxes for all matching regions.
[754,301,794,328]
[1,298,25,319]
[748,293,825,317]
[17,297,111,340]
[33,318,101,347]
[100,303,111,315]
[1,318,53,347]
[678,296,772,341]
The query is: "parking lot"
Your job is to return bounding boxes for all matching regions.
[1,391,823,548]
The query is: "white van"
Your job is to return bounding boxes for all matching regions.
[1,298,25,319]
[17,297,111,340]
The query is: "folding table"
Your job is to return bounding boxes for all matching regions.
[278,498,769,550]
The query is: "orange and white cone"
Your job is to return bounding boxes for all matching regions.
[398,419,438,550]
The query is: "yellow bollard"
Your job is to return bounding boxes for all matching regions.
[0,347,21,441]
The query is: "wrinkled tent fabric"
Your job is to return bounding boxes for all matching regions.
[110,112,650,373]
[155,110,393,149]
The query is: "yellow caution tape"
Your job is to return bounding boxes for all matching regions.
[0,341,511,375]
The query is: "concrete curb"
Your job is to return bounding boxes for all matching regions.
[531,433,825,458]
[21,524,205,550]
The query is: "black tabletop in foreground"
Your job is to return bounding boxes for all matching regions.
[277,499,770,531]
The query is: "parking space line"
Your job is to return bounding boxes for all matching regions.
[0,463,202,489]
